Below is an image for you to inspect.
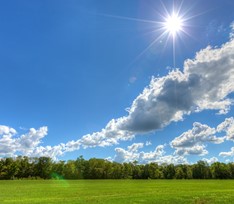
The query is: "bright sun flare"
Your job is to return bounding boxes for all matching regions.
[164,13,183,37]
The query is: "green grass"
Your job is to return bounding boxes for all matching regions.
[0,180,234,203]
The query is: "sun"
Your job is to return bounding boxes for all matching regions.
[102,2,191,68]
[164,12,183,37]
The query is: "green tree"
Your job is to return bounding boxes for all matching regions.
[35,157,53,179]
[211,162,231,179]
[228,163,234,179]
[64,160,78,179]
[52,160,65,178]
[147,163,163,179]
[75,156,85,179]
[162,164,175,179]
[192,161,210,179]
[122,163,132,179]
[16,156,34,178]
[175,166,185,179]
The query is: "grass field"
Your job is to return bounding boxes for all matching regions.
[0,180,234,204]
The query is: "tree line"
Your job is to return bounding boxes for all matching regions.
[0,156,234,180]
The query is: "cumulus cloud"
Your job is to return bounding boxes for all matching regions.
[0,125,17,136]
[18,127,48,155]
[65,119,134,151]
[0,126,17,157]
[0,126,49,158]
[30,144,65,160]
[171,122,225,156]
[127,143,144,152]
[216,117,234,141]
[114,143,144,163]
[219,147,234,157]
[120,36,234,132]
[202,157,218,165]
[139,145,165,162]
[171,122,222,148]
[0,123,133,159]
[174,145,208,156]
[113,143,187,164]
[0,119,232,161]
[0,126,67,160]
[170,116,234,156]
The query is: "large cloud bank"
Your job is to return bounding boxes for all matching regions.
[1,27,234,160]
[64,30,234,152]
[112,117,234,163]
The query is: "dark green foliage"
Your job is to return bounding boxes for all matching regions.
[35,157,53,179]
[0,156,233,180]
[192,161,211,179]
[210,162,232,179]
[162,164,176,179]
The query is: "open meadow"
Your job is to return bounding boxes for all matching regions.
[0,180,234,204]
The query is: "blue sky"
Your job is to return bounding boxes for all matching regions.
[0,0,234,164]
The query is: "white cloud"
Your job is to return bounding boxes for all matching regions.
[153,155,188,165]
[18,127,48,155]
[174,145,208,156]
[0,135,17,157]
[171,122,224,156]
[0,123,133,159]
[105,156,113,162]
[139,145,165,162]
[171,122,222,148]
[219,147,234,157]
[202,157,218,165]
[65,119,134,151]
[0,126,51,158]
[113,143,187,164]
[0,125,17,136]
[216,117,234,141]
[127,143,144,152]
[30,144,65,160]
[170,117,234,157]
[0,125,17,157]
[114,143,144,163]
[120,36,234,133]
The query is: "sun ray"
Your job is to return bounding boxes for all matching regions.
[129,30,169,66]
[98,13,161,25]
[99,1,196,69]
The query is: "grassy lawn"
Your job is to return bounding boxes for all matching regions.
[0,180,234,203]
